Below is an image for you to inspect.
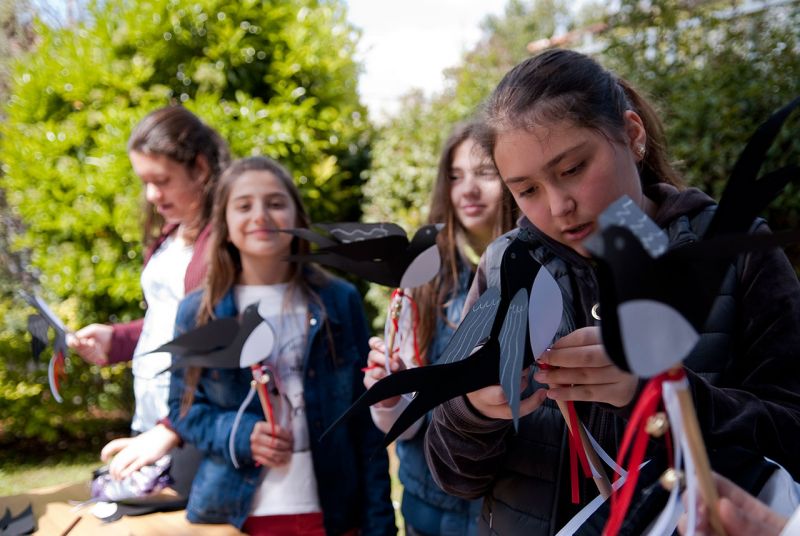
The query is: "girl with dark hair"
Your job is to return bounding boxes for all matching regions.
[363,122,516,536]
[425,49,800,534]
[67,105,230,476]
[167,156,396,535]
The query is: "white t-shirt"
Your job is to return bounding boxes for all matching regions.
[130,235,193,433]
[233,284,321,516]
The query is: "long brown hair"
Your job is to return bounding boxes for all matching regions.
[411,121,517,361]
[180,156,328,415]
[476,48,684,189]
[128,106,231,245]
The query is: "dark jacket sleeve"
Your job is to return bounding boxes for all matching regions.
[424,255,515,499]
[425,396,514,499]
[344,286,397,536]
[689,224,800,477]
[108,318,144,364]
[167,295,260,467]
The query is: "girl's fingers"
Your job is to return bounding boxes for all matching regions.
[534,364,626,386]
[539,344,610,368]
[546,379,637,407]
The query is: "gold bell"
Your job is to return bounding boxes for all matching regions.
[645,412,669,437]
[659,468,684,491]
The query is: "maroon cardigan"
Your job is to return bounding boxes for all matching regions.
[107,224,211,364]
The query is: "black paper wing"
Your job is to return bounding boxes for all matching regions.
[27,314,50,361]
[152,317,240,357]
[498,288,529,429]
[439,287,501,365]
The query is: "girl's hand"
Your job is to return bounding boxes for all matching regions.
[250,423,293,468]
[533,326,637,408]
[362,336,406,408]
[67,323,112,365]
[101,424,180,480]
[466,367,548,420]
[678,472,788,536]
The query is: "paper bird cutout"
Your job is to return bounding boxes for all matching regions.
[585,97,800,377]
[0,503,35,534]
[588,97,799,536]
[152,303,275,370]
[284,222,443,288]
[323,235,566,445]
[19,291,69,403]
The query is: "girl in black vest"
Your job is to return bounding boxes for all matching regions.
[425,49,800,535]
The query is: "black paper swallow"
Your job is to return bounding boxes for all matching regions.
[19,291,69,403]
[152,303,275,371]
[0,503,35,535]
[584,97,800,377]
[324,235,564,445]
[283,222,444,288]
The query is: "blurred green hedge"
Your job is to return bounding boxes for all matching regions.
[0,0,370,442]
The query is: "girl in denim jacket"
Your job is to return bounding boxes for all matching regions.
[168,156,396,535]
[363,122,516,536]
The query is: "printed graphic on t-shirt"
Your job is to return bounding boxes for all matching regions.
[265,331,309,452]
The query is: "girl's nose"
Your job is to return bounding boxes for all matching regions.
[253,203,272,224]
[145,183,161,204]
[548,186,576,218]
[463,174,481,198]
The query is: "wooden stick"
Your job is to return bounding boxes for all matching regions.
[59,516,82,536]
[675,384,727,536]
[557,399,613,498]
[254,380,272,424]
[385,290,403,369]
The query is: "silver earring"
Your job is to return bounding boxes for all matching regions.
[636,144,646,158]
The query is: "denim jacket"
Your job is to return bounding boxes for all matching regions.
[396,260,481,533]
[168,276,397,535]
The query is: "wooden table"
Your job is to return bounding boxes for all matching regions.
[0,482,244,535]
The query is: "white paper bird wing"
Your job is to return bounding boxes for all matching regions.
[239,321,276,367]
[528,265,563,359]
[618,299,699,377]
[399,245,441,288]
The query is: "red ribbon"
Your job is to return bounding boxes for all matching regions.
[540,362,592,504]
[250,364,276,437]
[567,400,593,504]
[603,368,685,536]
[389,289,423,367]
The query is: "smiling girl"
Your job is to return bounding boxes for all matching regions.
[169,156,396,535]
[363,121,516,536]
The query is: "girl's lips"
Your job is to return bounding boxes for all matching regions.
[562,222,594,242]
[461,204,486,216]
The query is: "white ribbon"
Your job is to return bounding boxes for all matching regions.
[229,385,257,469]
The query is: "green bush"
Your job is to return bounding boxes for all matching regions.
[0,0,370,442]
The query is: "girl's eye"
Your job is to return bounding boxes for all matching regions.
[236,203,251,211]
[269,201,286,209]
[562,162,584,177]
[518,185,537,198]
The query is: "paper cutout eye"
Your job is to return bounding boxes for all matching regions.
[399,245,441,289]
[618,299,699,377]
[528,265,563,360]
[240,321,276,367]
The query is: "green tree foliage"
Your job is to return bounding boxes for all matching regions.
[362,0,574,322]
[0,0,369,441]
[601,0,800,264]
